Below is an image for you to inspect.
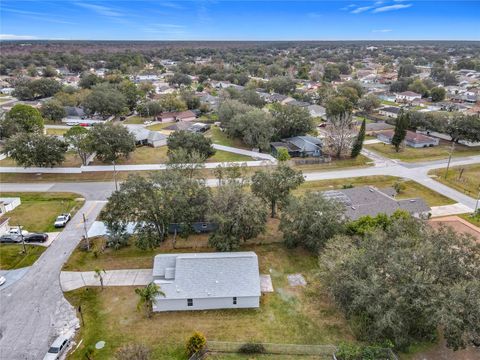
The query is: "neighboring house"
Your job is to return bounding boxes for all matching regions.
[158,110,197,123]
[379,106,402,119]
[377,130,440,148]
[396,91,422,103]
[271,135,322,158]
[365,122,395,134]
[308,104,326,118]
[128,127,167,148]
[322,186,431,220]
[152,252,261,312]
[0,217,10,236]
[164,121,210,133]
[285,99,310,108]
[64,106,85,118]
[0,198,21,215]
[199,94,219,110]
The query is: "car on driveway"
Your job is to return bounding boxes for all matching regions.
[54,213,71,228]
[24,233,49,243]
[7,228,28,236]
[0,234,21,243]
[43,335,70,360]
[0,276,6,286]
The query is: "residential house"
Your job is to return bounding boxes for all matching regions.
[158,110,197,123]
[396,91,422,103]
[127,126,167,148]
[308,104,326,118]
[271,135,322,158]
[365,122,394,135]
[377,130,439,148]
[379,106,402,118]
[152,252,261,312]
[322,186,430,220]
[0,197,21,215]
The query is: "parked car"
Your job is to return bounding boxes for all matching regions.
[0,234,21,243]
[54,213,71,228]
[0,276,6,286]
[24,233,49,243]
[66,122,78,126]
[43,335,70,360]
[7,227,28,236]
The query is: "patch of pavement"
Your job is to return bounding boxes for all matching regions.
[60,269,153,291]
[287,273,307,287]
[260,274,274,292]
[0,267,30,291]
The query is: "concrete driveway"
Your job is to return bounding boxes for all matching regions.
[60,269,152,291]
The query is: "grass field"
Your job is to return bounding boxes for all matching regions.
[205,126,250,150]
[0,244,46,270]
[365,141,480,163]
[429,164,480,197]
[46,128,68,136]
[146,122,174,131]
[124,116,153,124]
[0,152,83,168]
[295,175,455,207]
[65,244,354,360]
[0,192,84,233]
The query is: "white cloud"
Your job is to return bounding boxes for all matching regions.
[75,3,123,17]
[351,6,374,14]
[372,3,412,13]
[372,29,393,33]
[0,34,38,40]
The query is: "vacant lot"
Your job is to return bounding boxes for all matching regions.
[0,192,84,233]
[65,244,354,360]
[206,126,250,150]
[0,244,46,270]
[0,151,83,167]
[365,141,480,163]
[429,164,480,197]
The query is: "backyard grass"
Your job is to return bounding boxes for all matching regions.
[295,175,455,207]
[205,126,250,150]
[147,122,175,131]
[208,151,252,163]
[292,155,371,172]
[64,244,354,360]
[46,128,68,136]
[365,141,480,163]
[0,192,84,233]
[0,152,83,168]
[0,244,46,270]
[124,116,153,124]
[429,164,480,197]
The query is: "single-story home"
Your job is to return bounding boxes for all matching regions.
[152,252,261,312]
[365,122,395,134]
[322,186,430,220]
[158,110,197,123]
[128,126,167,148]
[396,91,422,103]
[271,135,322,158]
[164,121,210,133]
[308,104,326,118]
[379,106,402,118]
[377,130,439,148]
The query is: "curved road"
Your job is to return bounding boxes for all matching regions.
[0,152,479,359]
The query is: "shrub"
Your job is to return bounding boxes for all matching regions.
[335,342,393,360]
[185,332,207,357]
[393,181,406,194]
[115,343,151,360]
[238,343,266,354]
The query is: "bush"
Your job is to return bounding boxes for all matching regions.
[335,342,393,360]
[185,332,207,357]
[115,343,151,360]
[238,343,266,354]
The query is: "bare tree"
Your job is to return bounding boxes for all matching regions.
[324,111,356,158]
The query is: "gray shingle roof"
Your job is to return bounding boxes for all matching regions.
[153,252,261,299]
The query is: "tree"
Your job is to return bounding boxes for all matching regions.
[217,99,255,129]
[229,109,274,151]
[208,183,268,251]
[94,268,106,290]
[320,216,480,350]
[115,343,151,360]
[158,94,187,112]
[408,79,429,97]
[118,79,141,111]
[325,111,356,158]
[240,89,265,107]
[325,96,353,118]
[0,104,44,138]
[167,130,216,160]
[276,148,291,161]
[87,122,135,163]
[280,192,346,252]
[446,114,480,143]
[398,63,417,78]
[64,126,91,166]
[351,119,366,158]
[251,165,305,218]
[83,83,128,117]
[185,332,207,357]
[40,100,66,122]
[265,76,296,95]
[169,73,192,87]
[270,103,314,140]
[136,101,162,118]
[135,283,164,318]
[358,94,381,113]
[42,65,57,78]
[180,90,201,110]
[430,87,446,102]
[3,132,67,167]
[323,64,341,82]
[392,112,409,152]
[13,78,62,100]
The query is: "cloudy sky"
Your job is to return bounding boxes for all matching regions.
[1,0,479,41]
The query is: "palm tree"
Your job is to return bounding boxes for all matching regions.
[135,282,165,318]
[94,268,106,290]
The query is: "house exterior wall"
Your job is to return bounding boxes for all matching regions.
[406,139,439,148]
[153,295,260,312]
[150,138,167,148]
[379,110,398,118]
[377,133,392,144]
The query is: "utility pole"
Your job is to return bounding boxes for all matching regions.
[444,141,455,179]
[83,213,90,251]
[18,224,26,254]
[475,189,480,214]
[112,160,118,191]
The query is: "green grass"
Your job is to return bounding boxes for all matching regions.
[123,116,153,124]
[0,244,46,270]
[365,141,480,163]
[458,213,480,227]
[147,122,174,131]
[295,175,455,207]
[292,155,371,172]
[381,100,398,106]
[208,151,252,163]
[0,152,83,167]
[206,126,250,150]
[64,244,354,360]
[429,164,480,198]
[46,128,68,136]
[0,192,84,233]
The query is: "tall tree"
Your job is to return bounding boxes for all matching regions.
[0,104,44,138]
[351,118,366,158]
[87,122,135,163]
[270,103,314,140]
[251,165,304,218]
[392,111,409,152]
[40,100,66,122]
[83,83,127,116]
[167,130,216,160]
[325,111,355,158]
[64,126,91,166]
[230,109,274,151]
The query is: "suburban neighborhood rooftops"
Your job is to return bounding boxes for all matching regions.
[380,106,401,114]
[127,126,167,143]
[365,122,395,132]
[283,135,322,152]
[379,130,438,145]
[153,252,261,299]
[398,91,422,97]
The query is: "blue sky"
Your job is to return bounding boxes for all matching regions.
[1,1,479,41]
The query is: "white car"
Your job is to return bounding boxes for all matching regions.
[43,335,70,360]
[0,276,6,286]
[54,213,71,228]
[7,227,28,236]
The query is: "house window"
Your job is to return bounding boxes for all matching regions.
[233,297,237,305]
[187,299,193,307]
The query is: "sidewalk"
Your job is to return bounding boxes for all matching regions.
[430,203,473,217]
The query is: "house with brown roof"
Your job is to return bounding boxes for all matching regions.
[377,130,439,148]
[395,91,422,103]
[157,110,197,123]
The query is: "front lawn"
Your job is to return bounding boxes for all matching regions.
[0,151,83,168]
[0,244,46,270]
[46,128,68,136]
[429,164,480,197]
[208,151,252,163]
[65,244,354,360]
[205,126,250,150]
[123,116,154,124]
[0,192,84,233]
[292,155,371,172]
[365,141,480,163]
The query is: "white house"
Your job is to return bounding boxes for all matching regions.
[152,252,261,312]
[127,126,167,148]
[308,104,326,118]
[379,106,402,119]
[396,91,422,103]
[0,197,21,215]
